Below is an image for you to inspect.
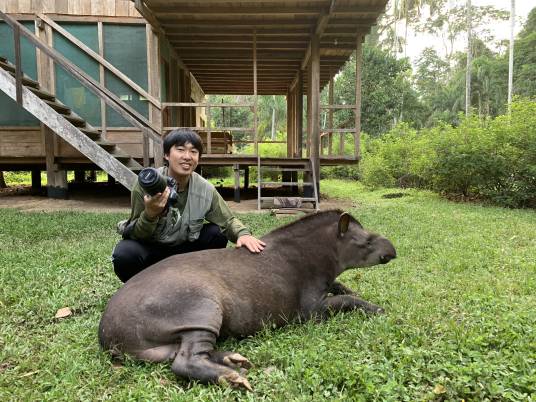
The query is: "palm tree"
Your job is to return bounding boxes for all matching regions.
[508,0,515,110]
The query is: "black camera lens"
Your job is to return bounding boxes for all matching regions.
[138,167,167,196]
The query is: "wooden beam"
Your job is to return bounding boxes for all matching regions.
[150,4,385,15]
[133,0,165,34]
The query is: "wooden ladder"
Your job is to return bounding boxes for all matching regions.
[256,156,319,211]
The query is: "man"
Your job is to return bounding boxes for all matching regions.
[112,129,265,282]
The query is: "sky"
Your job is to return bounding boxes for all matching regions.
[395,0,535,62]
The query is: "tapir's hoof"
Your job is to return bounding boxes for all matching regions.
[218,371,253,391]
[223,353,253,370]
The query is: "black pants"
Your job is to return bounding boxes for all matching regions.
[112,223,227,282]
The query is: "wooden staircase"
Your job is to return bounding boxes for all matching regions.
[0,56,143,190]
[257,158,319,211]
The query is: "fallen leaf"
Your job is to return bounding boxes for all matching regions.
[54,307,72,319]
[20,370,39,378]
[433,384,446,394]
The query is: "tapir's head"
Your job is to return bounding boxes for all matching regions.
[336,212,396,272]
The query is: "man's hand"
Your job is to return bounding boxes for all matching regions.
[143,186,170,219]
[236,235,266,253]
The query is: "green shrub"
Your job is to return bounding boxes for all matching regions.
[355,98,536,208]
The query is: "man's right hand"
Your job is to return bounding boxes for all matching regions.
[144,186,170,220]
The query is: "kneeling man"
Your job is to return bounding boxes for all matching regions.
[112,129,265,282]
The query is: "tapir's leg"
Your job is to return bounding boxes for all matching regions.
[319,295,385,317]
[328,281,357,295]
[171,330,252,391]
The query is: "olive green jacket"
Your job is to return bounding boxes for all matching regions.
[120,169,250,245]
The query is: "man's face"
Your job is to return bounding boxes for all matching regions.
[165,142,200,179]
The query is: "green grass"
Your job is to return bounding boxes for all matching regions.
[1,179,535,401]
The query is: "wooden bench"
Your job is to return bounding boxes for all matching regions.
[197,131,233,154]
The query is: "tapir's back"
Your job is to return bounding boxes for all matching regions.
[99,246,301,352]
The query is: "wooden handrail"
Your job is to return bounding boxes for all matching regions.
[162,102,254,109]
[38,14,161,109]
[163,126,254,132]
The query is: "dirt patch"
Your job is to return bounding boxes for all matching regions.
[0,184,354,214]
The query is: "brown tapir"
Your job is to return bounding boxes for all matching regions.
[99,210,396,390]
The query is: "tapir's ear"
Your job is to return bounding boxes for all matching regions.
[338,213,351,237]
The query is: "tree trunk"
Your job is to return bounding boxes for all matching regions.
[465,0,472,116]
[508,0,515,111]
[0,172,7,188]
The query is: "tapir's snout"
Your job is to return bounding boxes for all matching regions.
[378,238,397,264]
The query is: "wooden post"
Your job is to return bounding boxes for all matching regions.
[36,19,67,198]
[147,25,163,167]
[310,34,320,193]
[328,74,334,156]
[31,169,42,194]
[233,163,240,203]
[44,125,68,199]
[206,104,212,154]
[98,22,107,140]
[355,34,363,159]
[244,166,249,190]
[253,29,258,156]
[306,61,312,158]
[296,69,303,158]
[286,89,293,157]
[14,24,22,105]
[74,170,85,183]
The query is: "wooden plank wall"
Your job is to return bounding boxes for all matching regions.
[0,0,140,17]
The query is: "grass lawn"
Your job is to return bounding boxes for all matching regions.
[1,179,535,401]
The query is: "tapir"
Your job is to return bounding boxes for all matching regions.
[99,210,396,390]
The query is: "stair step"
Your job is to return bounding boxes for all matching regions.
[0,60,15,72]
[121,158,143,171]
[28,86,55,101]
[62,113,86,127]
[44,100,71,114]
[260,181,313,186]
[7,70,39,88]
[80,128,101,140]
[109,151,132,161]
[95,141,116,152]
[260,197,317,202]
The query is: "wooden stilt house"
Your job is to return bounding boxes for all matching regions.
[0,0,387,207]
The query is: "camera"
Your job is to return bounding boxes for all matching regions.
[138,167,179,208]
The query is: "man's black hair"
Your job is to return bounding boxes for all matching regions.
[163,129,204,157]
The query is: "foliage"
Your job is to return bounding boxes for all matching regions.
[355,99,536,208]
[1,181,536,400]
[329,45,425,137]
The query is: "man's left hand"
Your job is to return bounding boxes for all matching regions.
[236,235,266,253]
